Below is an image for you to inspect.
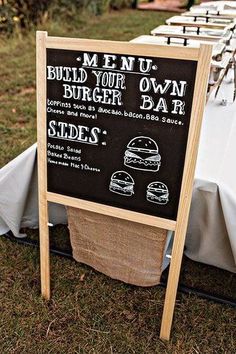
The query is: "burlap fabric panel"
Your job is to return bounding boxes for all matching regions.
[67,207,168,286]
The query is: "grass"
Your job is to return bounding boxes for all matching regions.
[0,7,236,353]
[1,228,236,353]
[0,9,173,166]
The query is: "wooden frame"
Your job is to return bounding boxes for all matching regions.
[36,31,212,341]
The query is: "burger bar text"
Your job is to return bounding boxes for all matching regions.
[47,52,187,115]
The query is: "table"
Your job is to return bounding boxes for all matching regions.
[185,70,236,273]
[0,73,235,273]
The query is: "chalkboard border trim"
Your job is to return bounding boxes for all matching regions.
[46,36,200,61]
[47,191,177,231]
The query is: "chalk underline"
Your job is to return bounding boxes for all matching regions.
[48,136,99,146]
[81,66,150,76]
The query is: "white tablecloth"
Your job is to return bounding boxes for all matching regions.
[0,74,236,273]
[185,72,236,272]
[0,144,67,237]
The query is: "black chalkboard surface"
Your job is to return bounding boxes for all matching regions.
[46,48,197,221]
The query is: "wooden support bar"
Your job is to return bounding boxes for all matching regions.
[160,43,212,341]
[36,31,50,300]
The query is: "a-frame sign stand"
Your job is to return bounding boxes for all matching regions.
[36,31,212,341]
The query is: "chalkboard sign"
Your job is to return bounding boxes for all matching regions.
[46,48,197,221]
[37,32,212,341]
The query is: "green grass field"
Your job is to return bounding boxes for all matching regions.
[0,8,236,353]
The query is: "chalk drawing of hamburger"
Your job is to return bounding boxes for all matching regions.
[146,182,169,205]
[124,136,161,172]
[109,171,134,196]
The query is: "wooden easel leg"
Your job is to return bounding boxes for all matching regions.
[159,44,212,340]
[39,198,50,300]
[36,30,50,300]
[159,230,185,341]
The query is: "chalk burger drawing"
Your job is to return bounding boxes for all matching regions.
[124,136,161,172]
[109,171,135,196]
[146,182,169,205]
